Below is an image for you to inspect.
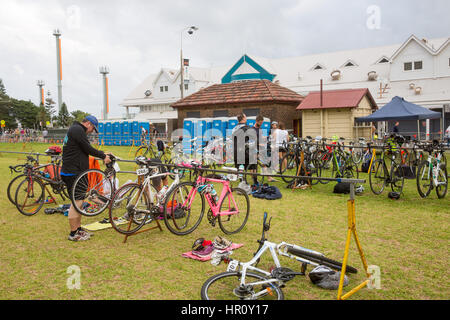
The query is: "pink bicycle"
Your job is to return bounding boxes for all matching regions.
[163,163,250,235]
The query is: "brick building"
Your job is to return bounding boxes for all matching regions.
[171,79,304,132]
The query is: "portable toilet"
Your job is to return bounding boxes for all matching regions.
[104,122,113,146]
[121,121,131,146]
[113,122,122,145]
[131,121,140,146]
[261,118,271,137]
[227,117,238,138]
[246,116,256,128]
[203,118,213,141]
[98,122,105,145]
[183,118,197,154]
[139,122,150,144]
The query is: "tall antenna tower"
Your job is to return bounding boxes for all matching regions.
[53,29,63,112]
[99,66,110,120]
[36,80,45,106]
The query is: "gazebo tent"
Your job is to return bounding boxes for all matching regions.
[355,96,441,138]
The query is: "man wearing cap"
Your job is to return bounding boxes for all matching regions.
[61,115,111,241]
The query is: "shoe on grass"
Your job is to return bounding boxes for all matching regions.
[68,229,90,241]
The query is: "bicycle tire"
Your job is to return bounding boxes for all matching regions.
[201,271,284,300]
[14,177,45,216]
[286,246,358,274]
[416,160,432,198]
[279,152,297,183]
[163,181,205,236]
[369,159,387,195]
[319,157,333,184]
[71,169,113,216]
[7,174,28,205]
[134,146,150,159]
[218,187,250,235]
[390,162,405,194]
[435,165,448,199]
[108,183,152,235]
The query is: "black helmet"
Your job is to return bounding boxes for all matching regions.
[308,265,335,284]
[309,265,349,290]
[388,191,401,200]
[192,238,205,251]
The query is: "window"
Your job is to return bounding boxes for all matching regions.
[404,62,412,71]
[344,62,355,67]
[184,84,189,90]
[378,58,389,63]
[243,108,260,117]
[164,86,168,91]
[160,86,164,92]
[213,110,228,117]
[186,111,201,118]
[414,61,423,70]
[313,65,323,70]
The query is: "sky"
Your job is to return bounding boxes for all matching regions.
[0,0,449,119]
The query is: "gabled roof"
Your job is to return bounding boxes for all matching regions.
[296,88,377,110]
[435,38,450,55]
[171,79,303,108]
[221,54,276,83]
[390,35,440,61]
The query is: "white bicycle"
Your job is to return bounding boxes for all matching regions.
[201,212,358,300]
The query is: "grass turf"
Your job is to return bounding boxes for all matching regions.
[0,142,448,300]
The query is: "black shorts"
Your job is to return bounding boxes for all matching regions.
[147,158,167,187]
[61,174,86,201]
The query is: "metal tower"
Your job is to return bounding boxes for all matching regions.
[36,80,45,106]
[53,29,63,112]
[99,66,110,120]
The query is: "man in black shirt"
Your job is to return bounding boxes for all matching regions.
[61,115,111,241]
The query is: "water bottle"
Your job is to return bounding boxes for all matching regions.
[210,185,219,204]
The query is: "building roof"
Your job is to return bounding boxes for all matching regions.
[171,79,304,108]
[296,88,377,110]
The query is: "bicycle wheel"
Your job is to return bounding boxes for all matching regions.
[201,271,284,300]
[286,246,358,274]
[14,177,45,216]
[351,146,364,165]
[134,146,150,159]
[319,157,333,184]
[369,159,387,195]
[416,160,432,198]
[218,187,250,235]
[309,159,321,185]
[108,183,153,235]
[390,162,405,194]
[163,181,205,235]
[7,174,28,205]
[279,152,297,183]
[435,165,448,199]
[71,169,113,216]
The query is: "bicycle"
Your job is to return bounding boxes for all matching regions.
[416,141,448,199]
[12,155,68,216]
[163,162,250,235]
[107,157,187,235]
[201,212,357,300]
[368,135,405,195]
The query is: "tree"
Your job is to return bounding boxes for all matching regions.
[0,78,6,95]
[10,99,39,128]
[71,110,90,123]
[44,90,56,124]
[56,102,72,128]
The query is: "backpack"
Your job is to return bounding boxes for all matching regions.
[157,140,165,152]
[333,182,350,194]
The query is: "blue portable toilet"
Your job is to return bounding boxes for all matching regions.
[227,117,238,138]
[261,118,271,137]
[113,122,121,145]
[212,118,223,139]
[121,121,131,146]
[183,118,197,154]
[98,122,105,145]
[203,118,213,141]
[246,116,256,128]
[104,122,113,146]
[139,122,150,144]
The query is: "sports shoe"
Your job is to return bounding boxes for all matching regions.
[213,235,232,250]
[68,229,90,241]
[192,244,214,257]
[79,227,94,237]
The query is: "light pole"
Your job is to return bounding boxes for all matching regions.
[180,26,198,99]
[99,66,110,120]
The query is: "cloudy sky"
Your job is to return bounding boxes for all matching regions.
[1,0,449,119]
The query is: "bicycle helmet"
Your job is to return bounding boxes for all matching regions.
[308,265,349,290]
[192,237,205,251]
[388,191,401,200]
[45,145,62,155]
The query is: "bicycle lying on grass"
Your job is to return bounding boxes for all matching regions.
[201,212,357,300]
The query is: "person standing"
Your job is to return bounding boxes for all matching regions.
[393,122,399,134]
[61,115,111,241]
[231,113,251,183]
[248,115,265,186]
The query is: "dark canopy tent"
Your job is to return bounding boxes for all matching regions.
[355,96,442,139]
[355,96,441,122]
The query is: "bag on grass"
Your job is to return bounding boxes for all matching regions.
[333,182,351,194]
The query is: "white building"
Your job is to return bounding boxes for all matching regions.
[120,34,450,137]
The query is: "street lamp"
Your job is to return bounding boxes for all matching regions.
[180,26,198,99]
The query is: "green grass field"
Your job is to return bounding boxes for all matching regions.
[0,142,448,300]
